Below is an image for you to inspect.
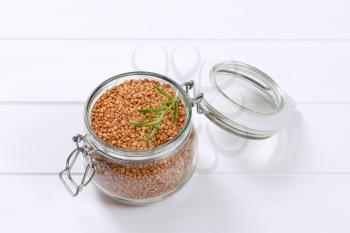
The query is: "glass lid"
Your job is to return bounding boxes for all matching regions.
[196,61,296,139]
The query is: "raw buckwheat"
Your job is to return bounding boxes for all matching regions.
[91,79,185,150]
[91,129,195,200]
[90,79,196,201]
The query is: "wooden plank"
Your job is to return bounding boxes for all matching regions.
[0,103,349,173]
[0,40,350,102]
[0,0,349,39]
[0,104,84,173]
[0,174,349,233]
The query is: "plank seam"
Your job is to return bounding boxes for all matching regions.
[1,101,350,105]
[1,172,350,176]
[1,37,350,42]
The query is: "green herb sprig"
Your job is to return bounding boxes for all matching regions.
[129,86,179,141]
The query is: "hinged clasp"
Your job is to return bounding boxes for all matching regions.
[182,80,204,113]
[59,134,96,197]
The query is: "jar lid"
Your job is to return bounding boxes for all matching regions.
[196,61,296,139]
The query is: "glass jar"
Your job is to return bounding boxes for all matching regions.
[59,72,201,205]
[59,61,295,205]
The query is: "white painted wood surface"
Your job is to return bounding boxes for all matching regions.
[0,40,350,102]
[0,0,349,232]
[1,175,350,233]
[0,0,349,39]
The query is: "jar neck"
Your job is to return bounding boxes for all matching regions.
[83,71,193,162]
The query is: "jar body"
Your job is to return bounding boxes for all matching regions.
[88,126,196,205]
[59,72,199,204]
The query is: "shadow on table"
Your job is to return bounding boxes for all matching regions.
[199,110,304,175]
[94,173,238,233]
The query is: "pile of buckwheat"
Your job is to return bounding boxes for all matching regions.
[91,79,186,150]
[91,130,195,200]
[89,79,195,201]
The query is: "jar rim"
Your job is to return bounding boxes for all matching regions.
[83,71,193,161]
[197,60,289,139]
[209,61,285,116]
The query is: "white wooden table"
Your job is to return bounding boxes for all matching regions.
[1,1,349,232]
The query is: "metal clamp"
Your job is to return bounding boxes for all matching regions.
[182,80,204,113]
[59,134,96,197]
